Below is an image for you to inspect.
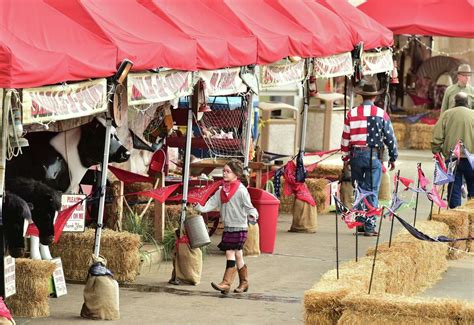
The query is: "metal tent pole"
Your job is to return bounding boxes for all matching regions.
[299,60,311,153]
[0,89,8,297]
[93,114,113,257]
[243,92,254,175]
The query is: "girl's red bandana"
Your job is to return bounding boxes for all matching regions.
[221,180,241,203]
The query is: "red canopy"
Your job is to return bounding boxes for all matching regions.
[358,0,474,38]
[139,0,258,69]
[265,0,355,57]
[0,0,118,88]
[317,0,393,49]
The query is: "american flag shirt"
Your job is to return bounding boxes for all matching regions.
[341,101,398,162]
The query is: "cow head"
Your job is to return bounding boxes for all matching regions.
[3,191,32,257]
[78,117,130,167]
[32,189,62,245]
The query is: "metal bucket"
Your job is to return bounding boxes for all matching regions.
[184,215,211,249]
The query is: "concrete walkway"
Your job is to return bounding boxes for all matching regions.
[17,150,474,324]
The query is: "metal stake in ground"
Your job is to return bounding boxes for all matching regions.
[388,170,400,247]
[413,163,422,227]
[368,207,385,294]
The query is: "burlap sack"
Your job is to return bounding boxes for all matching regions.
[175,237,202,285]
[340,181,354,208]
[81,256,120,320]
[243,223,260,256]
[289,199,317,233]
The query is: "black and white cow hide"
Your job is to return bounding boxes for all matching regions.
[2,191,32,258]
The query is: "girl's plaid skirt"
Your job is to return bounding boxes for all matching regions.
[217,230,248,251]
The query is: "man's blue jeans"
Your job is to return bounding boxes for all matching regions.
[350,149,382,233]
[447,158,474,208]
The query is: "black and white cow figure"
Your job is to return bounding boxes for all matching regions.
[6,117,131,259]
[3,191,33,258]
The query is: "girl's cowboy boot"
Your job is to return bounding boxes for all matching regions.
[211,266,237,294]
[234,265,249,293]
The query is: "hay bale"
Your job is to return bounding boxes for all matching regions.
[466,199,474,208]
[432,210,469,259]
[308,164,342,181]
[407,123,434,150]
[378,170,391,201]
[455,205,474,252]
[304,257,389,324]
[6,259,56,318]
[124,182,154,203]
[306,178,329,213]
[51,228,141,283]
[339,294,472,325]
[392,122,407,149]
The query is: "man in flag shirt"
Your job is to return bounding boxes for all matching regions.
[341,83,398,236]
[432,92,474,208]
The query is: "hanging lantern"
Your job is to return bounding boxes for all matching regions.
[390,60,399,84]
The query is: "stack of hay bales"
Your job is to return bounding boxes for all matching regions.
[307,164,342,181]
[339,294,474,324]
[51,228,141,283]
[432,209,470,259]
[304,220,450,324]
[392,122,407,149]
[6,259,56,317]
[279,179,329,214]
[165,204,198,229]
[407,123,434,150]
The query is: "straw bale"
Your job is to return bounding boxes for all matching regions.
[432,210,469,259]
[124,182,154,203]
[465,199,474,208]
[306,178,329,213]
[407,123,434,150]
[378,170,391,201]
[392,122,407,149]
[6,259,56,317]
[51,228,141,283]
[455,205,474,252]
[304,257,388,324]
[308,164,342,181]
[339,294,470,325]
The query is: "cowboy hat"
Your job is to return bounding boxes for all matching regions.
[354,83,384,96]
[457,64,473,75]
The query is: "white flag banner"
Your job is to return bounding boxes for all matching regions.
[313,52,354,78]
[128,70,193,106]
[361,49,394,75]
[259,60,305,89]
[22,79,108,125]
[199,68,247,96]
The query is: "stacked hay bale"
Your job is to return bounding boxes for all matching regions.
[455,203,474,252]
[51,228,141,283]
[304,220,450,324]
[279,179,329,214]
[407,123,434,150]
[307,164,342,181]
[6,259,56,317]
[432,209,470,259]
[339,294,474,325]
[392,122,407,149]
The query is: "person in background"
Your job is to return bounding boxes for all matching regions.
[340,83,398,236]
[432,92,474,208]
[441,64,474,113]
[195,159,258,294]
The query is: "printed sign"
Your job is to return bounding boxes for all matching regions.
[313,52,354,78]
[3,256,15,298]
[51,258,67,297]
[62,194,86,232]
[22,79,108,125]
[199,68,247,96]
[361,49,394,75]
[259,60,305,89]
[128,70,193,105]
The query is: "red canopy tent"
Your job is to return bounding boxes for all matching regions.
[317,0,393,49]
[265,0,355,57]
[358,0,474,38]
[138,0,258,69]
[207,0,314,64]
[45,0,199,72]
[0,0,118,88]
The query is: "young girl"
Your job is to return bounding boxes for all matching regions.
[195,159,258,294]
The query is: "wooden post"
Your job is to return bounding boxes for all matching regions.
[106,180,123,231]
[153,172,165,243]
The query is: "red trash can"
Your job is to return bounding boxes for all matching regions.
[248,187,280,254]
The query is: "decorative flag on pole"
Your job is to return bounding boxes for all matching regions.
[334,195,363,229]
[453,140,462,160]
[433,161,455,185]
[463,146,474,170]
[434,153,447,172]
[417,165,430,190]
[398,176,414,190]
[353,185,378,208]
[427,185,448,208]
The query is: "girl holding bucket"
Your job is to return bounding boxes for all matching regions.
[195,159,258,294]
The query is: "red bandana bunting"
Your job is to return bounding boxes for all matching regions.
[283,161,316,206]
[135,183,182,203]
[397,176,414,190]
[168,181,222,205]
[108,165,154,184]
